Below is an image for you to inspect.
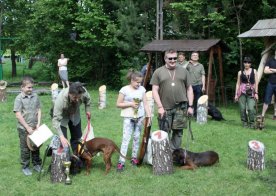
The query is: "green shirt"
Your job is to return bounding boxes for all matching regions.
[186,62,205,86]
[150,65,192,110]
[13,92,41,130]
[52,87,91,136]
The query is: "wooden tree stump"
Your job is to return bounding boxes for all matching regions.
[247,140,265,171]
[151,130,173,175]
[197,95,208,124]
[0,88,6,102]
[51,148,70,183]
[98,85,106,109]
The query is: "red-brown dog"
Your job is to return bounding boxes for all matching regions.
[172,148,219,170]
[71,137,129,175]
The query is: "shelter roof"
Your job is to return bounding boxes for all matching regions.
[238,18,276,38]
[140,39,228,52]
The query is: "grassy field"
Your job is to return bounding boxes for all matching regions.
[1,60,276,195]
[0,86,276,196]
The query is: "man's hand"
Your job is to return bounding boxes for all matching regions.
[187,107,194,116]
[60,135,70,148]
[158,107,165,118]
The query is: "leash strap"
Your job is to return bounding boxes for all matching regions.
[184,116,193,164]
[83,114,91,142]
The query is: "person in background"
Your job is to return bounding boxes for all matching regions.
[52,82,91,152]
[186,51,205,117]
[176,52,189,69]
[150,49,194,151]
[116,69,151,172]
[13,76,42,176]
[58,53,70,88]
[234,57,259,128]
[261,50,276,120]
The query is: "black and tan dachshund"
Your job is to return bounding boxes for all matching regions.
[172,148,219,170]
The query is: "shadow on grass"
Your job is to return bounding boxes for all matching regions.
[253,159,276,190]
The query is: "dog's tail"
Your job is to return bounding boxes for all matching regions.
[114,143,131,160]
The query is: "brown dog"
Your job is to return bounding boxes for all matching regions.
[172,148,219,170]
[71,137,129,175]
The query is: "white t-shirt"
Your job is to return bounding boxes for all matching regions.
[119,85,146,118]
[58,58,68,71]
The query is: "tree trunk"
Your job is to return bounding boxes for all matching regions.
[151,130,173,175]
[247,140,265,171]
[51,148,70,183]
[11,49,17,77]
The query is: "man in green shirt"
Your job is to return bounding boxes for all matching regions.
[186,51,206,116]
[52,82,91,151]
[150,49,194,150]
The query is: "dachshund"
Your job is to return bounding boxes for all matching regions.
[71,137,129,175]
[172,148,219,170]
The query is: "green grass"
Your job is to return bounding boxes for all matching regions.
[1,88,276,196]
[1,61,276,195]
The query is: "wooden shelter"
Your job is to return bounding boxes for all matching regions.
[140,39,229,105]
[238,18,276,82]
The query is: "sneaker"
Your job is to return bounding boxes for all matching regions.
[22,167,32,176]
[273,115,276,120]
[33,165,43,173]
[117,162,124,172]
[131,158,139,166]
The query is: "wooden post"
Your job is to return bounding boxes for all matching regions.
[151,130,173,175]
[206,48,214,97]
[0,80,7,102]
[217,46,225,106]
[197,95,208,124]
[51,148,70,183]
[247,140,265,171]
[98,85,106,109]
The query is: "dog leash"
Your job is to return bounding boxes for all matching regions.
[78,113,91,156]
[184,115,194,164]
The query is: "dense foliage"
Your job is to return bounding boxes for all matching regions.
[0,0,275,89]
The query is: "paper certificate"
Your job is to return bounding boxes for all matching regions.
[28,124,53,147]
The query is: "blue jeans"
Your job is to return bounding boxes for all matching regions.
[192,84,203,114]
[61,120,82,152]
[264,82,276,104]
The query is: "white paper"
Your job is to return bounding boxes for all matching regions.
[28,124,53,147]
[81,123,95,141]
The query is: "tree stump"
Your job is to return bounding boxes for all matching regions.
[197,95,208,124]
[0,80,7,102]
[0,88,6,102]
[51,148,70,183]
[151,130,173,175]
[98,85,106,109]
[247,140,265,171]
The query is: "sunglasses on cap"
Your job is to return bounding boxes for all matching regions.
[167,57,177,61]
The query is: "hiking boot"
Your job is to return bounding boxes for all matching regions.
[33,165,43,173]
[131,158,139,166]
[249,123,255,129]
[242,122,248,128]
[22,167,32,176]
[117,162,124,172]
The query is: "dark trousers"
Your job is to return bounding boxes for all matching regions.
[61,120,82,152]
[192,84,203,115]
[18,128,41,169]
